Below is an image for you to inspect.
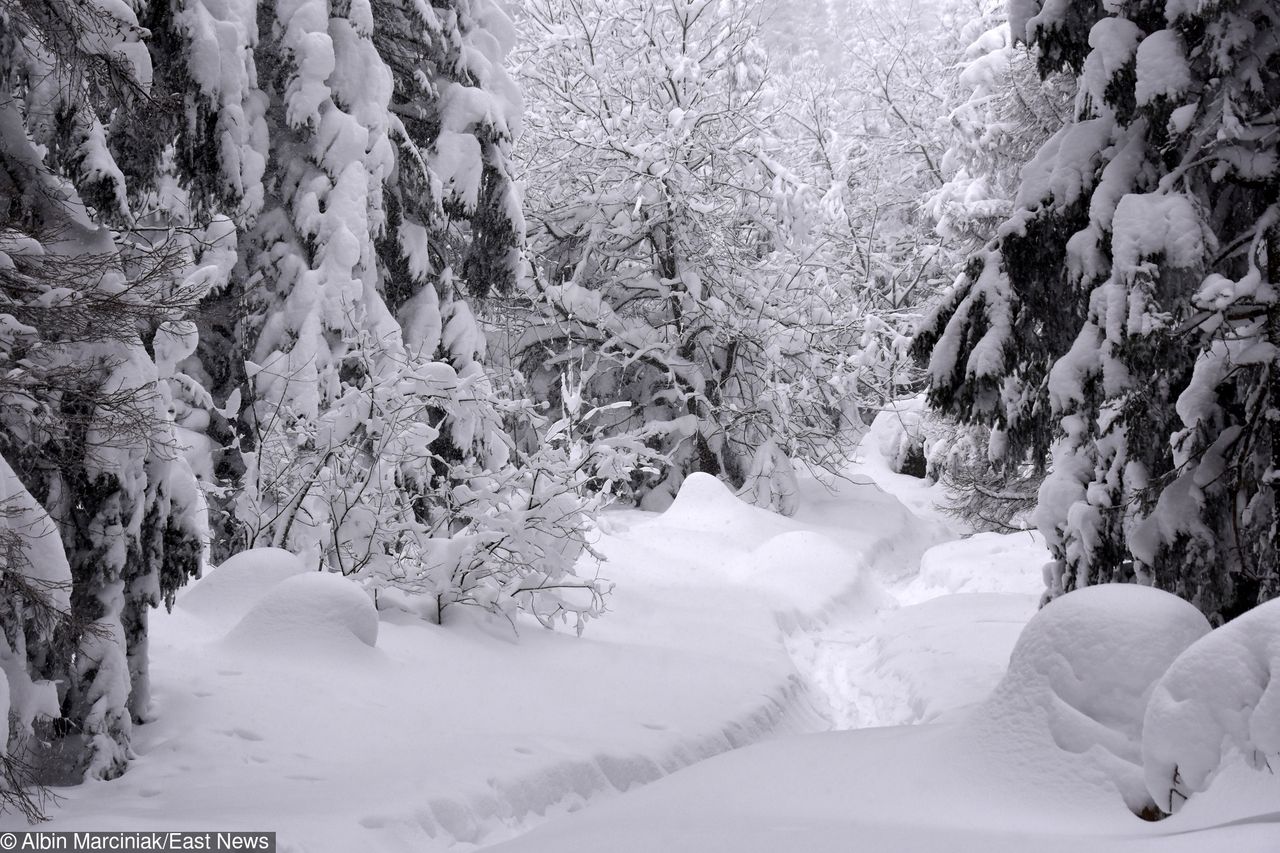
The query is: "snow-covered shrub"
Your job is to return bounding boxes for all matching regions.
[738,439,802,518]
[237,338,609,632]
[513,367,665,509]
[1143,598,1280,815]
[930,422,1043,534]
[868,397,932,478]
[864,398,1042,535]
[981,584,1209,816]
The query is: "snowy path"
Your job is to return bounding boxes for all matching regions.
[787,529,1046,731]
[779,441,1046,733]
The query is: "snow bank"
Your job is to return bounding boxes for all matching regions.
[850,398,961,536]
[741,531,865,628]
[484,582,1277,853]
[794,592,1037,730]
[906,530,1048,600]
[790,530,1044,730]
[979,584,1210,814]
[225,570,380,652]
[485,709,1280,853]
[1143,597,1280,814]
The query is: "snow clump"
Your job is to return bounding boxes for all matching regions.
[1143,597,1280,815]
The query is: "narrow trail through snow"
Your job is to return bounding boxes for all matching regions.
[785,460,1047,732]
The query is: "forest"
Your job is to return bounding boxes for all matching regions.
[0,0,1277,849]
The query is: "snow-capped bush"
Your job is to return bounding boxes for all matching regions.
[1143,598,1280,815]
[981,584,1210,815]
[868,397,931,478]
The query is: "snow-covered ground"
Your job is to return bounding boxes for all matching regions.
[14,428,1280,852]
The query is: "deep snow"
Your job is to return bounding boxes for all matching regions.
[10,427,1279,852]
[22,464,941,850]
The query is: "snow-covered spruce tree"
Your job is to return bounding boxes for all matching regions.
[0,0,206,783]
[914,0,1280,619]
[915,0,1074,529]
[0,449,70,819]
[514,0,861,513]
[164,0,605,627]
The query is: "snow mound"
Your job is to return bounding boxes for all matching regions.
[743,531,862,627]
[981,584,1210,814]
[745,531,853,579]
[176,548,309,630]
[1143,597,1280,814]
[654,472,793,548]
[225,571,379,651]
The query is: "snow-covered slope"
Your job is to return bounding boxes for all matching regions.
[18,430,1276,853]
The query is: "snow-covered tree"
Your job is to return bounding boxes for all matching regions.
[915,0,1280,619]
[514,0,864,513]
[906,0,1074,529]
[1,0,207,784]
[156,0,606,627]
[773,58,948,415]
